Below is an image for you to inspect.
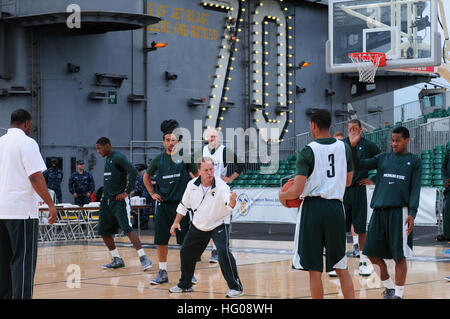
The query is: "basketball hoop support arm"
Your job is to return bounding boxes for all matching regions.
[437,0,449,62]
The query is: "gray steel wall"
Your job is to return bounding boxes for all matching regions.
[0,0,432,202]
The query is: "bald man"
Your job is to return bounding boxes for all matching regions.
[194,128,245,262]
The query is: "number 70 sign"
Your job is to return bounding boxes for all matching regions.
[202,0,294,144]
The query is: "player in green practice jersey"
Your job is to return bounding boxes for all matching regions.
[349,126,422,299]
[343,119,380,276]
[95,137,152,272]
[143,120,197,285]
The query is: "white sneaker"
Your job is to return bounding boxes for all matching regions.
[169,285,194,293]
[328,270,338,277]
[226,289,244,298]
[359,262,372,276]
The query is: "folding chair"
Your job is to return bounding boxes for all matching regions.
[65,204,86,240]
[38,206,53,242]
[83,202,100,239]
[46,206,69,241]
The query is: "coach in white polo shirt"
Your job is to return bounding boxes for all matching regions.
[168,157,244,298]
[196,128,245,263]
[0,109,57,299]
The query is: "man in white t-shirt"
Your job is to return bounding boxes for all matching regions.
[168,157,243,298]
[0,109,57,299]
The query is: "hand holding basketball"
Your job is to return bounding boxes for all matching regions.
[279,178,303,208]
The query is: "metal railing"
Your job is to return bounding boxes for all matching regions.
[131,113,447,168]
[363,116,450,153]
[294,115,449,155]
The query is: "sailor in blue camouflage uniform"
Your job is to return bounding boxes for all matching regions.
[131,163,154,229]
[43,157,63,203]
[68,159,95,206]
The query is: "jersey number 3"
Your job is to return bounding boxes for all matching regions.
[327,154,335,178]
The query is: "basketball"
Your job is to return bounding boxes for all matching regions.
[281,178,303,208]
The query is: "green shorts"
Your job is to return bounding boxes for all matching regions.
[343,185,368,234]
[154,201,190,245]
[363,207,413,260]
[97,198,134,236]
[293,197,347,273]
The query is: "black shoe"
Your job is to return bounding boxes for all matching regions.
[352,244,360,257]
[209,249,219,263]
[382,288,395,299]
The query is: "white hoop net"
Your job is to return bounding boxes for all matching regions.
[349,53,383,83]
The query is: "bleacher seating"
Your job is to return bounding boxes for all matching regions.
[230,158,298,189]
[421,145,446,190]
[231,110,448,190]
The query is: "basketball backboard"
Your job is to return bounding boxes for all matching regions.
[326,0,441,73]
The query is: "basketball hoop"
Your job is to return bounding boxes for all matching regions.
[348,52,386,83]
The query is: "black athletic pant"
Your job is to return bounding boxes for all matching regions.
[444,191,450,239]
[178,223,243,291]
[0,219,39,299]
[74,195,91,207]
